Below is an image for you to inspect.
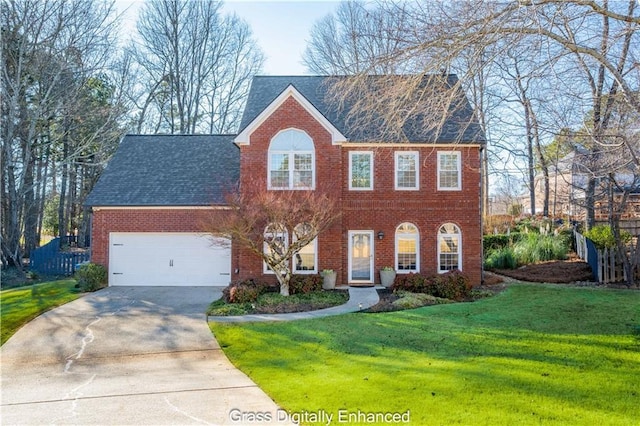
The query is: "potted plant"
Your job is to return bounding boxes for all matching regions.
[321,269,337,289]
[379,266,396,288]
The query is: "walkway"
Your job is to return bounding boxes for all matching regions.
[208,286,380,323]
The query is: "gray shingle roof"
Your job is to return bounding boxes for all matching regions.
[238,75,486,144]
[85,135,239,206]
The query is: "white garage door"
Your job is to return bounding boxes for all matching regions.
[109,233,231,286]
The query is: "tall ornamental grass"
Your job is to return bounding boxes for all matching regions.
[513,233,569,265]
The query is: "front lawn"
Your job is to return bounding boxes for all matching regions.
[210,284,640,425]
[1,279,80,345]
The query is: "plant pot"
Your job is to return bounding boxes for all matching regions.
[380,270,396,288]
[322,272,337,289]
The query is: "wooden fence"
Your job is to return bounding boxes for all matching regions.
[574,231,632,284]
[30,237,90,276]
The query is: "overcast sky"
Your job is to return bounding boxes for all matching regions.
[115,0,340,75]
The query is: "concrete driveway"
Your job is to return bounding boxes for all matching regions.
[1,287,287,425]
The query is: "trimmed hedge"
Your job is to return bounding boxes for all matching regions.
[483,233,523,252]
[391,270,472,301]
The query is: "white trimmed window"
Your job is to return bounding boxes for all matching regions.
[293,223,317,274]
[438,151,461,190]
[396,223,419,273]
[268,129,315,189]
[395,151,419,190]
[438,223,461,272]
[263,223,288,274]
[349,151,373,190]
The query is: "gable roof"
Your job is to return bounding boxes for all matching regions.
[85,135,239,207]
[235,84,346,145]
[237,75,486,144]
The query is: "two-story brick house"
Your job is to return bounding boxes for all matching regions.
[86,75,485,287]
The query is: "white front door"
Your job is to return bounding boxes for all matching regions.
[109,233,231,286]
[348,231,374,283]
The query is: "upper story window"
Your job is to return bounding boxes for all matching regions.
[438,151,461,190]
[395,151,419,190]
[438,223,461,272]
[349,151,373,190]
[268,129,315,190]
[396,222,419,273]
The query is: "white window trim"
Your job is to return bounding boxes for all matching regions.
[267,128,316,190]
[293,237,318,274]
[437,151,462,191]
[395,223,420,274]
[394,151,419,191]
[437,224,462,273]
[349,151,374,191]
[268,151,316,190]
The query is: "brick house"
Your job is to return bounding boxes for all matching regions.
[86,75,485,286]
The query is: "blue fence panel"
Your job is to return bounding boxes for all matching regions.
[30,238,61,272]
[30,237,90,276]
[585,238,599,281]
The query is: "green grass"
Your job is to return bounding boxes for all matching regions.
[210,284,640,425]
[1,279,80,345]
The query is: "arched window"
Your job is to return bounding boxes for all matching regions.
[396,222,419,273]
[293,223,317,274]
[263,223,288,273]
[268,129,315,189]
[438,223,461,272]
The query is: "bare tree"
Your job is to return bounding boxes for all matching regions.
[303,0,413,74]
[131,0,263,134]
[1,0,125,270]
[309,1,638,223]
[203,179,340,296]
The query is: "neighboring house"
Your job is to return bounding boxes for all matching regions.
[521,150,640,234]
[86,75,485,287]
[520,152,586,218]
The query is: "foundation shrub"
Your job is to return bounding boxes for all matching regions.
[289,274,323,295]
[391,273,428,293]
[391,271,472,301]
[75,263,107,292]
[432,270,472,300]
[223,279,270,304]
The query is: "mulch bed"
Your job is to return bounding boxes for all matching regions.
[493,259,594,283]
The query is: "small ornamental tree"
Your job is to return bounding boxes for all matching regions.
[204,179,339,296]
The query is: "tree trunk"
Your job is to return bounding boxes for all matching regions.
[22,154,37,257]
[58,135,69,240]
[585,177,596,230]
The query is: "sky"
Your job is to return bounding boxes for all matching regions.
[114,0,340,75]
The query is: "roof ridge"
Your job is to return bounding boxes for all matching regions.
[123,134,237,137]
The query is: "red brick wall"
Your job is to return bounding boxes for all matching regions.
[237,96,483,285]
[91,96,482,286]
[90,209,220,268]
[237,96,345,284]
